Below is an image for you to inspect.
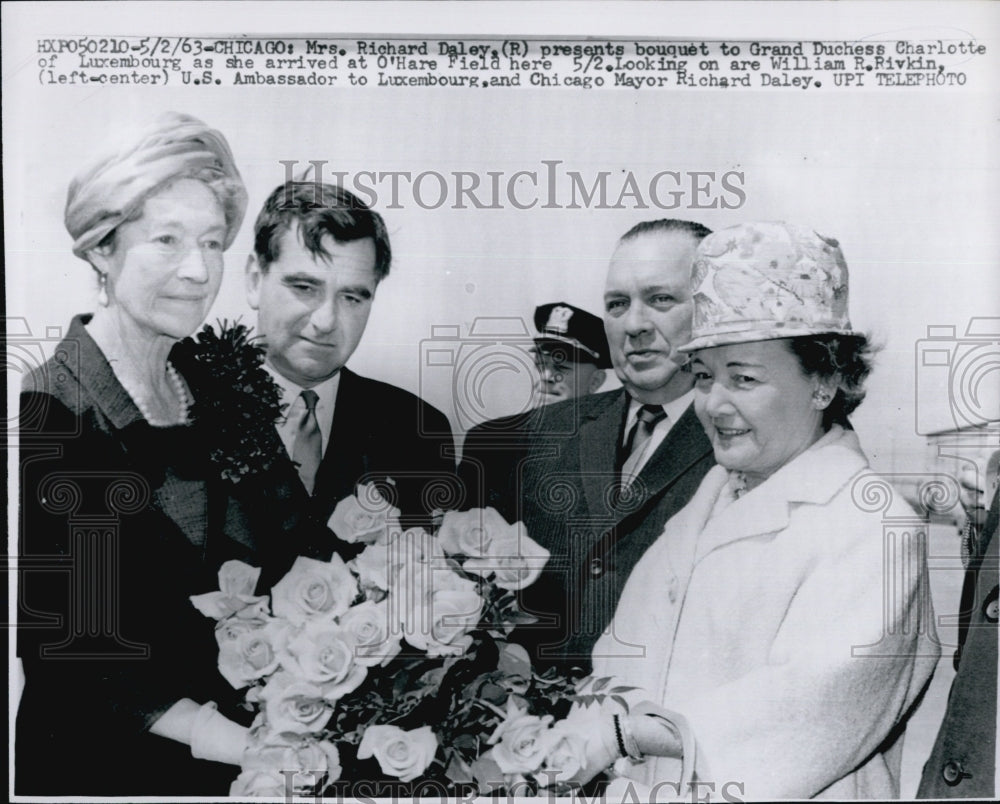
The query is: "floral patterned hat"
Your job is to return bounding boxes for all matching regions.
[679,221,856,352]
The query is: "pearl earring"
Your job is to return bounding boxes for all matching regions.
[814,391,832,407]
[97,272,109,307]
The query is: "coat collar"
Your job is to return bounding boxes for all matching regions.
[62,314,146,430]
[57,316,217,548]
[691,425,870,561]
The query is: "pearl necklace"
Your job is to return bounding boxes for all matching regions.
[120,361,191,427]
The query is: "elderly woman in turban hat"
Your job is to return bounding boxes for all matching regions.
[16,113,253,795]
[552,223,940,799]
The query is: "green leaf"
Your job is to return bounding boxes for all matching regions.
[503,611,540,625]
[470,753,506,793]
[479,682,508,704]
[496,641,532,679]
[444,753,475,784]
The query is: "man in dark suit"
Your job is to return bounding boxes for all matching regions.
[515,219,716,673]
[241,180,455,569]
[458,302,610,520]
[918,460,998,798]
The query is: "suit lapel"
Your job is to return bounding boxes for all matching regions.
[579,390,629,519]
[611,404,713,523]
[313,367,366,512]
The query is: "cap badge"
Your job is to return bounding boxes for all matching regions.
[545,305,574,333]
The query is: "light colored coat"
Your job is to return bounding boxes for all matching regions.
[593,426,940,800]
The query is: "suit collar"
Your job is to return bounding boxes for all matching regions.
[313,367,367,502]
[330,367,364,437]
[630,403,713,504]
[63,314,145,430]
[579,390,713,522]
[623,390,695,442]
[264,362,341,455]
[693,425,869,560]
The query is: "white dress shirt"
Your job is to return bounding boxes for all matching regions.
[264,363,340,459]
[621,389,695,477]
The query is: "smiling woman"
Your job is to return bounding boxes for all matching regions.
[588,222,939,800]
[690,339,836,490]
[16,112,255,795]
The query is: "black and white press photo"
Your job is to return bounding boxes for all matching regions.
[4,1,998,800]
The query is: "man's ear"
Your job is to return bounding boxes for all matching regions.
[587,368,607,395]
[245,254,262,310]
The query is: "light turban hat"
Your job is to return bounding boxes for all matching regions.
[65,111,248,260]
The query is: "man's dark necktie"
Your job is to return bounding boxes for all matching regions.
[292,389,322,494]
[621,404,667,485]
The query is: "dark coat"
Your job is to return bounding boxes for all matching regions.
[513,388,715,672]
[918,486,998,798]
[458,408,544,522]
[227,366,457,582]
[15,316,251,795]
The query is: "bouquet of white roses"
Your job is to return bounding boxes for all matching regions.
[192,485,627,797]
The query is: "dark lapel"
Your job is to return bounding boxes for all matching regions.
[312,367,367,511]
[579,390,630,519]
[627,403,712,507]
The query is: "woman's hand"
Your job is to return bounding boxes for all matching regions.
[628,703,685,759]
[149,698,248,766]
[189,702,249,765]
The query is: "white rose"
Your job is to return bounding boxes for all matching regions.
[463,524,550,591]
[270,555,358,626]
[402,574,484,658]
[281,619,368,702]
[259,672,332,734]
[218,559,261,596]
[242,731,342,794]
[350,536,404,595]
[217,618,288,689]
[230,769,287,797]
[488,699,555,775]
[385,537,450,609]
[438,507,512,558]
[327,482,401,544]
[358,724,438,782]
[190,559,267,620]
[215,613,268,648]
[338,599,401,667]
